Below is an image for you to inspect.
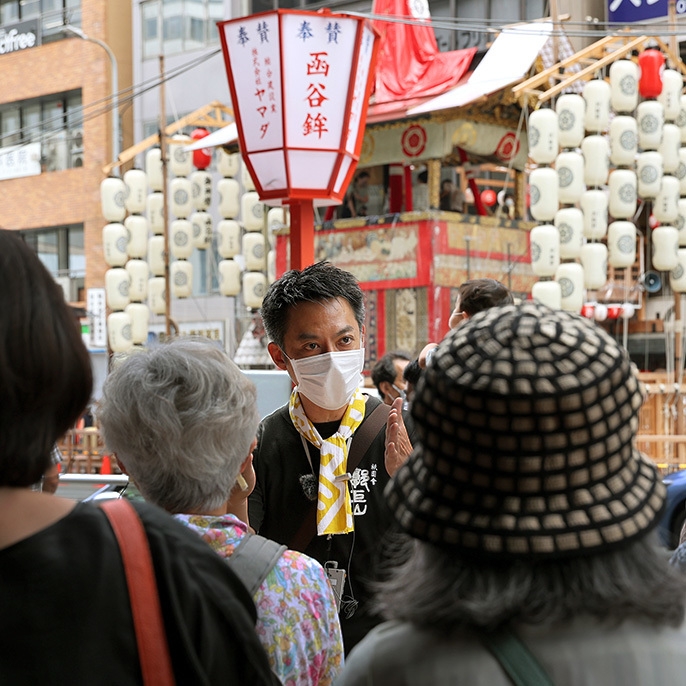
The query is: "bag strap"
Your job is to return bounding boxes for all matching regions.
[480,626,554,686]
[227,533,287,596]
[289,398,390,552]
[101,500,175,686]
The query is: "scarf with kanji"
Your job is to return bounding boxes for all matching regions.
[289,388,366,535]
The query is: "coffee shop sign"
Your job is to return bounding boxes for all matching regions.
[0,25,38,55]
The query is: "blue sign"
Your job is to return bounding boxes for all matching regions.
[608,0,686,23]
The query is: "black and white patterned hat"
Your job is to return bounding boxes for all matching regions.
[386,302,665,559]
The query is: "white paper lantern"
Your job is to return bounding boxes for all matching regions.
[671,249,686,292]
[219,259,242,296]
[170,177,193,219]
[531,280,562,309]
[125,302,150,345]
[609,59,639,113]
[190,170,212,210]
[103,223,128,267]
[268,249,276,284]
[267,207,287,233]
[583,79,611,133]
[652,226,679,271]
[658,69,683,122]
[241,163,256,191]
[148,235,165,277]
[243,271,267,309]
[107,311,133,353]
[528,109,558,165]
[218,178,241,219]
[145,147,163,192]
[608,169,637,219]
[530,224,560,277]
[678,148,686,195]
[529,168,559,221]
[594,303,608,322]
[609,115,638,167]
[105,268,130,311]
[242,232,266,271]
[637,100,664,151]
[146,192,165,235]
[677,198,686,246]
[581,135,609,187]
[126,259,149,302]
[101,176,127,222]
[654,176,680,223]
[148,276,166,315]
[608,220,637,267]
[555,262,584,313]
[659,123,680,174]
[242,191,264,231]
[556,151,585,204]
[171,219,193,259]
[217,219,242,259]
[124,168,148,214]
[191,211,213,250]
[555,207,584,259]
[125,215,149,258]
[171,260,193,298]
[580,189,609,239]
[580,243,608,290]
[556,94,585,149]
[169,134,193,177]
[679,95,686,143]
[637,151,663,199]
[217,148,240,178]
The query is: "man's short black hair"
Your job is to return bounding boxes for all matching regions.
[371,351,411,393]
[260,261,365,350]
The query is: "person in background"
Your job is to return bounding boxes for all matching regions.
[385,278,513,469]
[412,170,429,211]
[439,178,465,212]
[338,302,686,686]
[98,337,344,686]
[371,351,411,406]
[251,261,416,653]
[343,171,370,218]
[0,229,277,685]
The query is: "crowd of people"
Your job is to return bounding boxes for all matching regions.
[4,229,686,684]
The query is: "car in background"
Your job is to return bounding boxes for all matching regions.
[660,469,686,549]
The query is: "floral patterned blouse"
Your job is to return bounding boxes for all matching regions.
[174,513,344,686]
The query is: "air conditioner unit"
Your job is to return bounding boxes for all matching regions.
[70,150,84,168]
[70,128,84,152]
[42,131,68,172]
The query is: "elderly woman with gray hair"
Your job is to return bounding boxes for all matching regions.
[338,302,686,686]
[99,337,344,686]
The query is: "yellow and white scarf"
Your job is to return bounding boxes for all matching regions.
[289,388,366,536]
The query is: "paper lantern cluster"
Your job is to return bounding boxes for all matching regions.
[528,50,686,315]
[216,148,279,310]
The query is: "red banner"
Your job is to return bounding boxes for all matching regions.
[372,0,476,103]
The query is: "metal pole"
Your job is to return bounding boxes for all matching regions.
[65,25,120,170]
[159,55,172,338]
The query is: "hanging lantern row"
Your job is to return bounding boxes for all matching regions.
[527,55,686,313]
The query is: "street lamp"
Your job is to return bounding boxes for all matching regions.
[64,24,120,171]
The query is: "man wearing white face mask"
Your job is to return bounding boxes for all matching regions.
[249,261,416,654]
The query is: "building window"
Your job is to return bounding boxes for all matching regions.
[20,225,85,301]
[142,0,223,59]
[0,0,81,40]
[0,90,83,172]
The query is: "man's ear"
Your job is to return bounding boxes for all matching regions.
[268,341,288,371]
[378,380,393,402]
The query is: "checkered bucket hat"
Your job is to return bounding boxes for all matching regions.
[386,302,665,559]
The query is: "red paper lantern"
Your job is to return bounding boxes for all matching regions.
[581,304,595,318]
[607,305,621,319]
[190,128,212,170]
[638,49,665,98]
[481,189,497,206]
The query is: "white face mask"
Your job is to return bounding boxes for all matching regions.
[287,348,365,411]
